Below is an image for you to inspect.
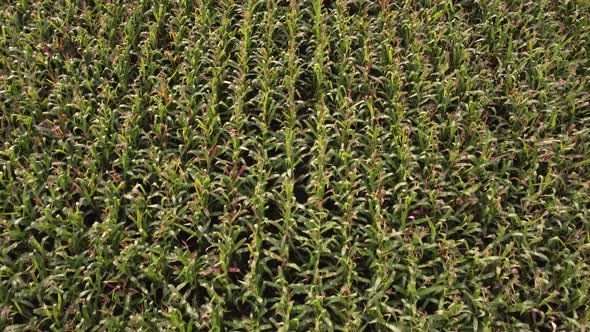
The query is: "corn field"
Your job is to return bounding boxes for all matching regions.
[1,0,590,330]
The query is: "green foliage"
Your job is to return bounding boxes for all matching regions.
[1,0,589,330]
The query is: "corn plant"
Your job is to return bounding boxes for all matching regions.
[1,0,590,330]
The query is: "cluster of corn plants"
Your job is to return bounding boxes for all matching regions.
[1,0,590,330]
